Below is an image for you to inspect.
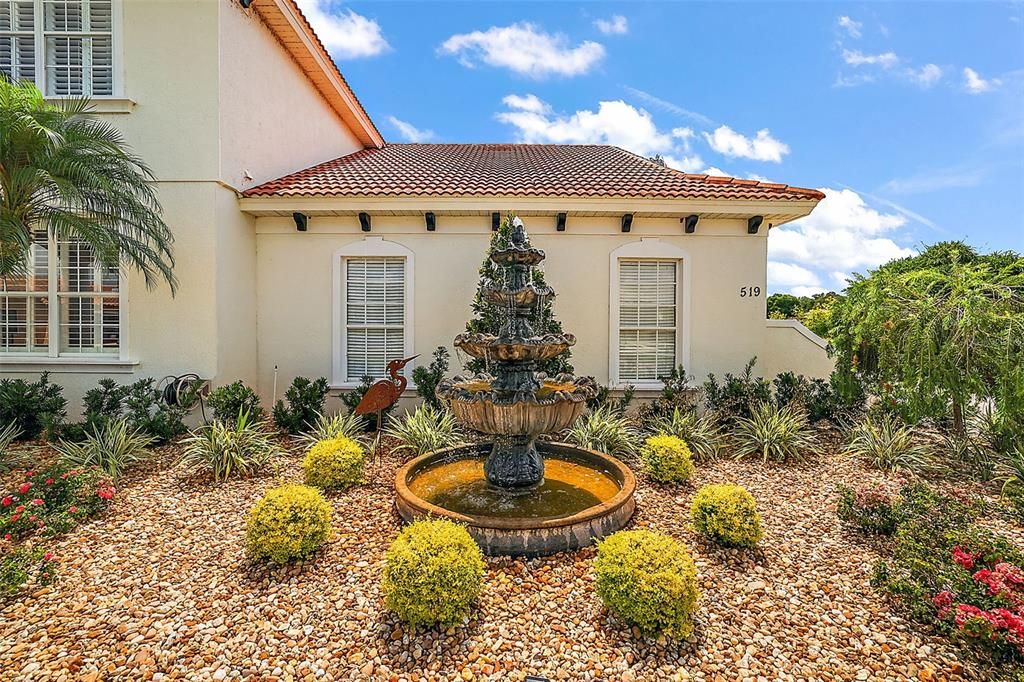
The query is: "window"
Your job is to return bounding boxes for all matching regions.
[618,260,677,382]
[344,257,405,381]
[0,230,122,356]
[1,0,115,96]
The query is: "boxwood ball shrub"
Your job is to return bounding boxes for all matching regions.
[640,434,695,483]
[381,519,484,627]
[245,484,332,564]
[302,436,365,490]
[593,530,700,638]
[691,484,764,548]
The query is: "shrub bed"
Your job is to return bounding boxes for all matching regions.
[381,519,484,627]
[303,437,365,490]
[245,484,332,564]
[640,434,694,483]
[872,485,1024,665]
[836,483,901,535]
[593,529,700,638]
[691,484,763,548]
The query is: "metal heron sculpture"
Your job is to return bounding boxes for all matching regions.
[354,355,419,430]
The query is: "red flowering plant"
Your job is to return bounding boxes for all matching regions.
[0,464,114,540]
[872,484,1024,666]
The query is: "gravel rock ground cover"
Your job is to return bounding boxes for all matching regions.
[1,438,1019,682]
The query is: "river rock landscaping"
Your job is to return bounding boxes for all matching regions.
[2,435,1020,682]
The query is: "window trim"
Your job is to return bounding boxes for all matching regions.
[608,238,690,390]
[0,230,129,361]
[1,0,125,98]
[331,237,415,389]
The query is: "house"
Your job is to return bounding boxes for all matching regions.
[0,0,832,415]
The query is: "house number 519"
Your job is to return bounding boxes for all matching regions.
[739,286,762,298]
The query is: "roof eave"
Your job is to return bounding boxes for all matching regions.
[237,194,822,224]
[252,0,384,148]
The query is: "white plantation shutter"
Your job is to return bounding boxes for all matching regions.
[345,257,405,381]
[44,0,112,95]
[1,229,120,356]
[2,0,114,95]
[618,260,677,381]
[0,1,36,83]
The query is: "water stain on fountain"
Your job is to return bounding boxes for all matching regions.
[395,216,636,555]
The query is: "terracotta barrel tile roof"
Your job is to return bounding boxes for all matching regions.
[243,144,825,201]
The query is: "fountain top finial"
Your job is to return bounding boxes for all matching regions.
[510,216,526,246]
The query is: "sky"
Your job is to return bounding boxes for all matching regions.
[295,0,1024,296]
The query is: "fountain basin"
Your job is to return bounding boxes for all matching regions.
[395,442,636,556]
[448,392,586,435]
[454,332,576,362]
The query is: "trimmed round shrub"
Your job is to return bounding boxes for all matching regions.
[381,519,484,627]
[302,436,365,490]
[641,434,695,483]
[691,484,764,548]
[246,484,332,564]
[593,530,700,638]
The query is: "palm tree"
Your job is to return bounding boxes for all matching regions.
[0,78,176,291]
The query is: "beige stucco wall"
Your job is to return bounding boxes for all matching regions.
[0,0,366,417]
[254,213,833,412]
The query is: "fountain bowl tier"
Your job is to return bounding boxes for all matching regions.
[395,442,636,556]
[439,374,595,435]
[454,332,576,362]
[480,283,553,308]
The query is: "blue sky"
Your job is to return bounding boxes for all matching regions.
[296,0,1024,295]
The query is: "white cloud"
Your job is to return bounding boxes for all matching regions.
[768,188,914,277]
[502,94,550,114]
[662,154,705,173]
[834,73,876,88]
[497,95,706,171]
[830,271,851,288]
[295,0,389,59]
[842,49,899,69]
[440,23,605,78]
[702,125,790,163]
[701,166,731,177]
[768,262,822,289]
[387,116,435,142]
[909,63,943,88]
[963,67,1002,93]
[594,15,628,35]
[497,96,671,155]
[837,16,863,39]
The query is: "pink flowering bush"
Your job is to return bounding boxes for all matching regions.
[872,483,1024,666]
[836,483,900,535]
[0,464,114,540]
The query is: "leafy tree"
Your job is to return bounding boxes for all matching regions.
[0,79,175,289]
[827,242,1024,434]
[464,213,573,375]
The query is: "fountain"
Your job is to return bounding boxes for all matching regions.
[394,217,636,555]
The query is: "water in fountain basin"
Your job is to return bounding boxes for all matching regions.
[408,455,621,520]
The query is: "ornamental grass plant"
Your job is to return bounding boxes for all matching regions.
[649,407,724,462]
[54,418,154,478]
[384,405,464,457]
[179,411,283,482]
[566,405,641,459]
[733,401,817,464]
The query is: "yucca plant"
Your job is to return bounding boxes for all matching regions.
[295,412,365,451]
[385,405,464,457]
[54,418,154,478]
[843,413,933,473]
[566,405,641,459]
[0,421,25,472]
[650,407,724,462]
[179,410,283,482]
[733,401,817,464]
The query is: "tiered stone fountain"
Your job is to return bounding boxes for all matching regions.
[395,217,636,555]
